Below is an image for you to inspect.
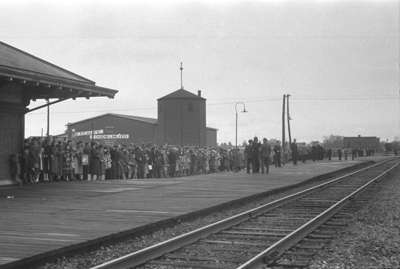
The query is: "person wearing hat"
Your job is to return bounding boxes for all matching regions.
[244,139,253,174]
[261,138,271,174]
[273,142,282,167]
[252,136,261,173]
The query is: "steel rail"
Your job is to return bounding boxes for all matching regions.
[89,159,395,269]
[236,159,400,269]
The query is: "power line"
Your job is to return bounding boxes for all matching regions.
[26,94,399,116]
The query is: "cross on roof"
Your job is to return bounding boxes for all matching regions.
[180,62,184,89]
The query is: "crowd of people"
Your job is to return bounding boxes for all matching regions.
[9,137,245,184]
[242,137,367,174]
[9,136,362,185]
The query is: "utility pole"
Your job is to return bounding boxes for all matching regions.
[395,0,400,140]
[236,109,238,148]
[282,94,286,155]
[46,99,50,137]
[286,94,292,146]
[235,102,247,148]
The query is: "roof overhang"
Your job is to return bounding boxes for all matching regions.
[0,65,117,100]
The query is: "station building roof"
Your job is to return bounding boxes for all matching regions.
[0,41,117,100]
[110,113,158,124]
[68,113,158,126]
[158,89,205,101]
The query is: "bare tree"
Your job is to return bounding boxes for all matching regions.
[322,135,344,149]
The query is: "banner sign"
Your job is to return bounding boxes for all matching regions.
[93,134,130,139]
[73,129,104,137]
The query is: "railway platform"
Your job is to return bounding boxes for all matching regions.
[0,158,381,265]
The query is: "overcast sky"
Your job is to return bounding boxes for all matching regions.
[2,0,399,143]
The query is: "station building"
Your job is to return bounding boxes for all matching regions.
[0,41,117,184]
[67,89,218,147]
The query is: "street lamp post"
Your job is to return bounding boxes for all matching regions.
[235,102,247,148]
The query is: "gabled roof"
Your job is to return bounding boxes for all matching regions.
[0,41,117,99]
[68,113,157,126]
[110,113,157,124]
[0,41,93,83]
[158,89,205,101]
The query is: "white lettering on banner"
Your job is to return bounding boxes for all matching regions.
[93,134,130,139]
[72,129,104,137]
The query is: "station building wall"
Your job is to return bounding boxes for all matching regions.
[67,114,157,145]
[0,83,25,184]
[157,98,206,146]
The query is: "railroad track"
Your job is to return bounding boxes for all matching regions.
[90,158,399,269]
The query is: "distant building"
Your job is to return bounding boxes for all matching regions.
[343,135,380,151]
[67,113,157,146]
[67,89,218,147]
[206,127,218,147]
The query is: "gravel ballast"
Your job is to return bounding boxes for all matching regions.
[309,166,400,269]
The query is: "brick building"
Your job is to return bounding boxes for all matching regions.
[343,135,380,152]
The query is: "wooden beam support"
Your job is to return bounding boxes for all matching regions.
[25,98,69,114]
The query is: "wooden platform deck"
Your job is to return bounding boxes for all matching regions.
[0,158,377,265]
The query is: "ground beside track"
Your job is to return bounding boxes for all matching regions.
[309,163,400,269]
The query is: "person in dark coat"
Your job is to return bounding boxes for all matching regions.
[153,149,163,178]
[337,148,342,161]
[110,145,120,179]
[327,148,332,161]
[290,139,298,165]
[244,140,253,173]
[311,145,317,162]
[22,147,32,183]
[135,147,145,179]
[49,141,57,181]
[252,137,261,173]
[168,148,178,177]
[29,139,41,183]
[260,138,271,174]
[273,142,282,168]
[117,146,126,179]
